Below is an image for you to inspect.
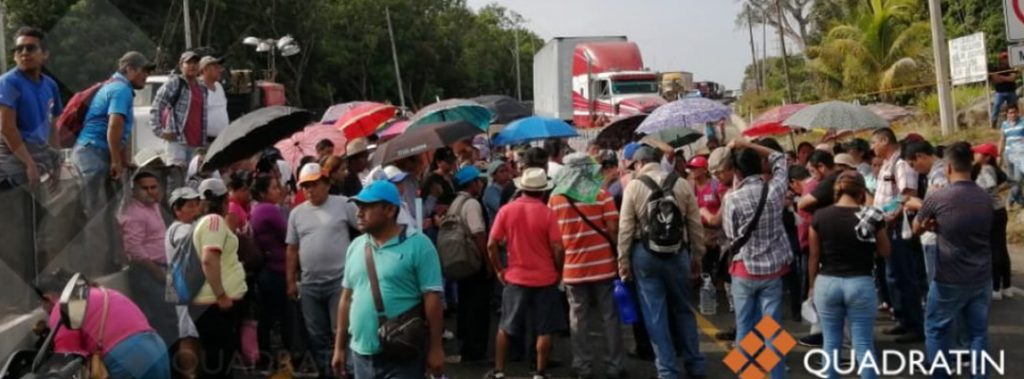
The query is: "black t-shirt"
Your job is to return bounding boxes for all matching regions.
[340,172,363,197]
[421,172,456,205]
[809,172,840,212]
[990,64,1019,93]
[811,205,883,277]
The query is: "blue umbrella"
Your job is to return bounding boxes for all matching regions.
[635,97,731,134]
[408,99,494,131]
[493,116,578,145]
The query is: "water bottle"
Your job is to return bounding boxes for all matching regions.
[699,273,717,316]
[612,279,639,324]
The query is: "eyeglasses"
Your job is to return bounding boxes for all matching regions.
[11,44,39,54]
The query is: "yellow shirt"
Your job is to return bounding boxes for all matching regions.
[192,214,248,304]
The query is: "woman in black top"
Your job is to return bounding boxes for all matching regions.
[808,171,890,379]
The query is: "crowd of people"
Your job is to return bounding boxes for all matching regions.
[0,26,1019,379]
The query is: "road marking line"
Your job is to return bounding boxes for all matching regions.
[691,306,730,352]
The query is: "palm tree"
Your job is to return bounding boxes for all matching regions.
[807,0,932,99]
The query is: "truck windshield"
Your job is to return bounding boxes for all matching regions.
[612,80,658,95]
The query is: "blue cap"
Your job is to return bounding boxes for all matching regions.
[454,166,482,186]
[351,180,402,207]
[623,142,642,161]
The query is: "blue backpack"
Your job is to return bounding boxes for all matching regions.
[165,223,206,305]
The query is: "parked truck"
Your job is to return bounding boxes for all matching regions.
[533,36,665,128]
[660,71,694,101]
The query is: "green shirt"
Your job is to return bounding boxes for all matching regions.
[342,228,443,355]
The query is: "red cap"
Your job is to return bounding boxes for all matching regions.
[688,156,708,169]
[973,143,999,158]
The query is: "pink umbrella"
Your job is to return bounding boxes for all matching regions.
[274,123,346,169]
[377,119,411,141]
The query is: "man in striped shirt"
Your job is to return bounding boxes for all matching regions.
[548,153,625,379]
[998,105,1024,206]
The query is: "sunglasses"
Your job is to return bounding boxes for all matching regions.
[11,44,40,54]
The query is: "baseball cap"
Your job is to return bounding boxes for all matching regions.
[168,187,200,207]
[454,166,482,186]
[118,51,156,72]
[199,56,223,70]
[834,153,857,168]
[688,156,708,169]
[708,147,732,174]
[382,165,408,183]
[487,160,507,177]
[973,143,999,158]
[623,142,643,162]
[351,180,402,207]
[179,51,200,63]
[198,178,228,199]
[298,163,326,186]
[631,146,658,164]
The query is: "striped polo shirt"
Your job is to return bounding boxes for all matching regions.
[1003,118,1024,148]
[548,191,619,284]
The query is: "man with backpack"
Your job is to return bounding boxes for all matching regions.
[617,145,706,379]
[441,165,490,363]
[164,186,203,379]
[151,51,206,191]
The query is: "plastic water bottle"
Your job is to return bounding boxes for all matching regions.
[612,279,639,324]
[699,274,717,316]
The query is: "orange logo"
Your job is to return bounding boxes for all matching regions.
[723,316,797,379]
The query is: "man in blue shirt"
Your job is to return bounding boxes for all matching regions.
[333,181,445,379]
[998,105,1024,206]
[0,27,63,190]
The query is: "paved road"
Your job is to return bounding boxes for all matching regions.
[444,246,1024,379]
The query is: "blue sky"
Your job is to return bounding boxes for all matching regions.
[466,0,753,90]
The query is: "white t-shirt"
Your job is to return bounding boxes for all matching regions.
[205,82,229,138]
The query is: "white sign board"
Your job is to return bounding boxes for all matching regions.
[948,33,988,85]
[1010,45,1024,67]
[1006,0,1024,41]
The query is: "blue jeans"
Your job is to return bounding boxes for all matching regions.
[73,144,112,216]
[992,91,1018,123]
[631,243,706,379]
[885,233,923,333]
[923,244,938,285]
[813,275,877,379]
[925,281,992,379]
[104,332,171,379]
[301,279,343,377]
[732,275,786,379]
[351,351,425,379]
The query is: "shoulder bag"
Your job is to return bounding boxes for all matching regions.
[563,195,616,255]
[364,233,428,361]
[718,182,770,275]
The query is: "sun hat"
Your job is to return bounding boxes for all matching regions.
[514,167,554,192]
[834,153,857,168]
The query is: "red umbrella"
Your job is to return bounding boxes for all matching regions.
[743,104,809,138]
[275,123,346,169]
[334,102,398,140]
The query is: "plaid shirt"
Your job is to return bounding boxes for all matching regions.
[872,150,918,211]
[722,152,793,276]
[149,75,207,144]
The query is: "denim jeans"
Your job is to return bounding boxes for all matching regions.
[104,332,171,379]
[301,278,343,377]
[813,275,877,379]
[885,233,923,333]
[351,351,425,379]
[631,243,706,379]
[925,281,992,379]
[923,244,938,285]
[992,91,1018,123]
[732,275,786,379]
[73,144,113,217]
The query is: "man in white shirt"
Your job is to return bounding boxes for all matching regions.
[200,56,229,144]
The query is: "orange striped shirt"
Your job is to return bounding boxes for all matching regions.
[548,191,619,284]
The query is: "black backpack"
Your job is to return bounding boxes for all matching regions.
[637,172,687,255]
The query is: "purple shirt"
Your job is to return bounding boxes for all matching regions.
[250,202,288,274]
[118,199,167,264]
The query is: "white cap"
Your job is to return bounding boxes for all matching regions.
[198,178,228,199]
[168,187,200,207]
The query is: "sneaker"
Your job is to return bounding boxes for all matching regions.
[532,372,550,379]
[799,333,823,348]
[443,329,455,340]
[484,370,506,379]
[993,290,1003,301]
[715,329,736,341]
[894,331,925,344]
[883,325,908,336]
[1003,288,1015,299]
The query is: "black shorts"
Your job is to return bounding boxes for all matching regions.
[499,284,567,336]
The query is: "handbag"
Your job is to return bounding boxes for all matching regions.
[364,238,428,362]
[718,181,770,276]
[88,288,111,379]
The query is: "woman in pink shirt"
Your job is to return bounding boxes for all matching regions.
[226,170,253,232]
[37,270,169,379]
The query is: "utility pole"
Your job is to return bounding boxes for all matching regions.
[386,6,407,109]
[514,28,522,101]
[928,0,955,135]
[775,0,794,103]
[0,2,7,72]
[182,0,193,49]
[746,4,761,94]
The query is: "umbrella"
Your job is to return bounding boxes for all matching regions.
[320,101,374,124]
[783,101,889,130]
[373,120,483,165]
[333,102,397,140]
[743,104,809,138]
[204,106,314,171]
[492,116,578,145]
[409,99,493,131]
[274,123,347,169]
[645,127,702,149]
[866,103,917,123]
[636,97,732,134]
[472,95,532,124]
[377,119,411,140]
[594,114,646,149]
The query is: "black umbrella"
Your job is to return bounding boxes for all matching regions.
[594,114,647,149]
[373,120,483,165]
[472,95,532,124]
[203,106,314,171]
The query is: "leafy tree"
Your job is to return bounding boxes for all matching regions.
[735,0,815,50]
[942,0,1008,62]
